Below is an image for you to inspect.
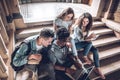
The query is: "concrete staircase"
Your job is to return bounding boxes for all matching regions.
[89,20,120,80]
[15,19,120,80]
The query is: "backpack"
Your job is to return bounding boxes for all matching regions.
[10,41,31,71]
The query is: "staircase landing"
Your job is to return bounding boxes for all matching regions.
[20,3,94,23]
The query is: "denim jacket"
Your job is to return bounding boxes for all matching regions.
[13,37,41,67]
[71,25,84,43]
[70,25,88,56]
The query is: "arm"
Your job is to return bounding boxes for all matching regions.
[66,40,83,69]
[53,23,58,33]
[49,48,76,73]
[54,65,66,71]
[85,32,98,41]
[13,43,29,67]
[70,38,78,56]
[53,18,60,33]
[54,64,76,75]
[27,54,42,64]
[48,50,66,71]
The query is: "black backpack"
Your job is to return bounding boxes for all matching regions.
[10,42,31,71]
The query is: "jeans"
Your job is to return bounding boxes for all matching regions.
[71,39,100,67]
[38,63,55,80]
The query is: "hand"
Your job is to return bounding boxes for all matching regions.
[74,60,83,69]
[86,32,97,41]
[66,42,72,48]
[88,32,96,39]
[28,54,42,62]
[66,68,76,75]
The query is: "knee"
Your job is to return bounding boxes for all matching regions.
[93,48,98,51]
[87,42,92,46]
[91,46,98,51]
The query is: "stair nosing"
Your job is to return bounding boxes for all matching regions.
[91,28,113,35]
[92,37,120,47]
[90,46,120,60]
[91,60,120,80]
[92,21,106,28]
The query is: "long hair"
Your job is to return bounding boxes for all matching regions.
[57,7,74,20]
[78,12,93,39]
[78,12,93,32]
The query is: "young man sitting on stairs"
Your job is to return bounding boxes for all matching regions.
[49,27,90,80]
[12,28,55,80]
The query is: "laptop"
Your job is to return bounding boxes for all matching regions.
[66,66,94,80]
[78,66,95,80]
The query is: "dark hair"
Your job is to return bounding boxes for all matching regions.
[79,12,93,32]
[57,7,74,20]
[57,27,70,42]
[78,12,93,39]
[39,28,54,38]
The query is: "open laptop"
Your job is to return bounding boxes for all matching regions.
[66,66,94,80]
[79,66,94,80]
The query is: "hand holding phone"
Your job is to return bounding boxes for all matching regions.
[91,34,99,41]
[86,32,99,41]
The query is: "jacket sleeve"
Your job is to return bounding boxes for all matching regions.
[48,49,57,65]
[13,43,29,67]
[70,38,78,56]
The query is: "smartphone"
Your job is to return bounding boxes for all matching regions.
[91,35,99,41]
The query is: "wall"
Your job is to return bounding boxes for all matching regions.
[114,1,120,22]
[0,0,16,80]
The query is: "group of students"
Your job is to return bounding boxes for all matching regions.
[12,7,106,80]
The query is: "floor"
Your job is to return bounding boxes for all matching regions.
[20,2,96,23]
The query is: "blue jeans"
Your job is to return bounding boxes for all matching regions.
[71,39,100,67]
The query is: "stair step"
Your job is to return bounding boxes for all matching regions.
[93,17,101,21]
[16,22,111,40]
[90,46,120,60]
[90,60,120,80]
[90,46,120,80]
[96,33,115,40]
[92,37,120,47]
[16,25,53,34]
[91,28,113,35]
[92,21,106,28]
[26,18,102,28]
[92,26,108,31]
[26,21,53,28]
[98,41,120,51]
[16,26,53,39]
[99,69,120,80]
